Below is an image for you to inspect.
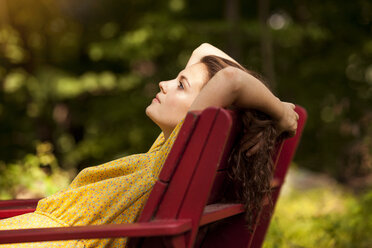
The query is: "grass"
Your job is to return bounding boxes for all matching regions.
[264,171,372,248]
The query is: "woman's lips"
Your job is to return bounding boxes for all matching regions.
[154,94,161,103]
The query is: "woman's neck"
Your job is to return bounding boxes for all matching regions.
[162,125,176,142]
[162,129,171,141]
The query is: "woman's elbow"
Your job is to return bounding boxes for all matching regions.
[193,43,212,55]
[218,67,243,92]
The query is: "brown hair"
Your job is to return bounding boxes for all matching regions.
[200,55,282,229]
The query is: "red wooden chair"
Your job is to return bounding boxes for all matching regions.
[0,106,307,247]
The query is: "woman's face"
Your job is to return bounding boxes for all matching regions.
[146,62,208,134]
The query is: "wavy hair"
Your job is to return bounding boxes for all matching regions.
[200,55,283,229]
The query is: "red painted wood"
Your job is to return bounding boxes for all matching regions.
[206,110,239,205]
[249,106,307,248]
[214,110,239,171]
[0,107,307,248]
[0,209,35,219]
[137,181,168,222]
[249,188,281,248]
[130,110,207,247]
[164,234,187,248]
[206,170,227,204]
[177,109,234,248]
[140,237,167,248]
[137,113,198,224]
[155,108,219,220]
[199,214,252,248]
[200,178,282,226]
[0,220,192,244]
[273,106,307,180]
[159,112,199,182]
[0,199,40,208]
[197,106,307,248]
[199,203,244,226]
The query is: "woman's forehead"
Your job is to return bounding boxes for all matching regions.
[180,63,208,87]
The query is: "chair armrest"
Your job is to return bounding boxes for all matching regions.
[200,203,244,226]
[0,219,192,244]
[0,209,36,219]
[199,179,283,227]
[0,199,40,219]
[0,199,40,209]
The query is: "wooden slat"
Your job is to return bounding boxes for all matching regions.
[0,199,40,208]
[206,171,228,205]
[250,106,308,248]
[200,204,244,226]
[137,181,168,223]
[0,107,307,248]
[129,112,199,247]
[0,209,35,219]
[129,109,205,247]
[214,110,239,171]
[156,108,218,219]
[177,109,234,248]
[159,112,199,182]
[0,220,192,244]
[137,113,198,224]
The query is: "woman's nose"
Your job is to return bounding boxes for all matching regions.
[159,81,167,93]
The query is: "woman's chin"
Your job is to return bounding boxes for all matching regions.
[145,105,151,117]
[145,105,157,122]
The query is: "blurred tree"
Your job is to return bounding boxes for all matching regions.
[225,0,241,61]
[0,0,371,194]
[258,0,276,90]
[269,0,372,185]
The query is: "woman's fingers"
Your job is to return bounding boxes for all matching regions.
[287,117,298,137]
[276,101,298,137]
[283,101,295,109]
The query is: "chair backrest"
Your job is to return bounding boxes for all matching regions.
[249,106,307,248]
[130,107,238,248]
[131,106,306,248]
[194,106,307,248]
[0,106,307,248]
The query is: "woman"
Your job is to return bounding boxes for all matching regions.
[0,43,298,248]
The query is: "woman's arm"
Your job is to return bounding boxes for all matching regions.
[190,66,298,135]
[186,43,240,68]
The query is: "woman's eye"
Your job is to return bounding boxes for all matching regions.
[178,81,184,89]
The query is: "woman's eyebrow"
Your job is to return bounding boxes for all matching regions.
[180,75,191,87]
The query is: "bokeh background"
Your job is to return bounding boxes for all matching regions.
[0,0,371,247]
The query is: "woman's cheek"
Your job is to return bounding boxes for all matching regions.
[169,93,193,117]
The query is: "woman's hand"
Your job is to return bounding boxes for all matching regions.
[276,102,299,137]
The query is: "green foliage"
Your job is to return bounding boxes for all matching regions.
[269,0,372,180]
[0,0,371,187]
[265,187,372,248]
[0,0,370,243]
[0,142,72,199]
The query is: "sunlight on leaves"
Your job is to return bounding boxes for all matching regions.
[3,70,26,93]
[0,142,72,199]
[55,77,83,98]
[169,0,185,12]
